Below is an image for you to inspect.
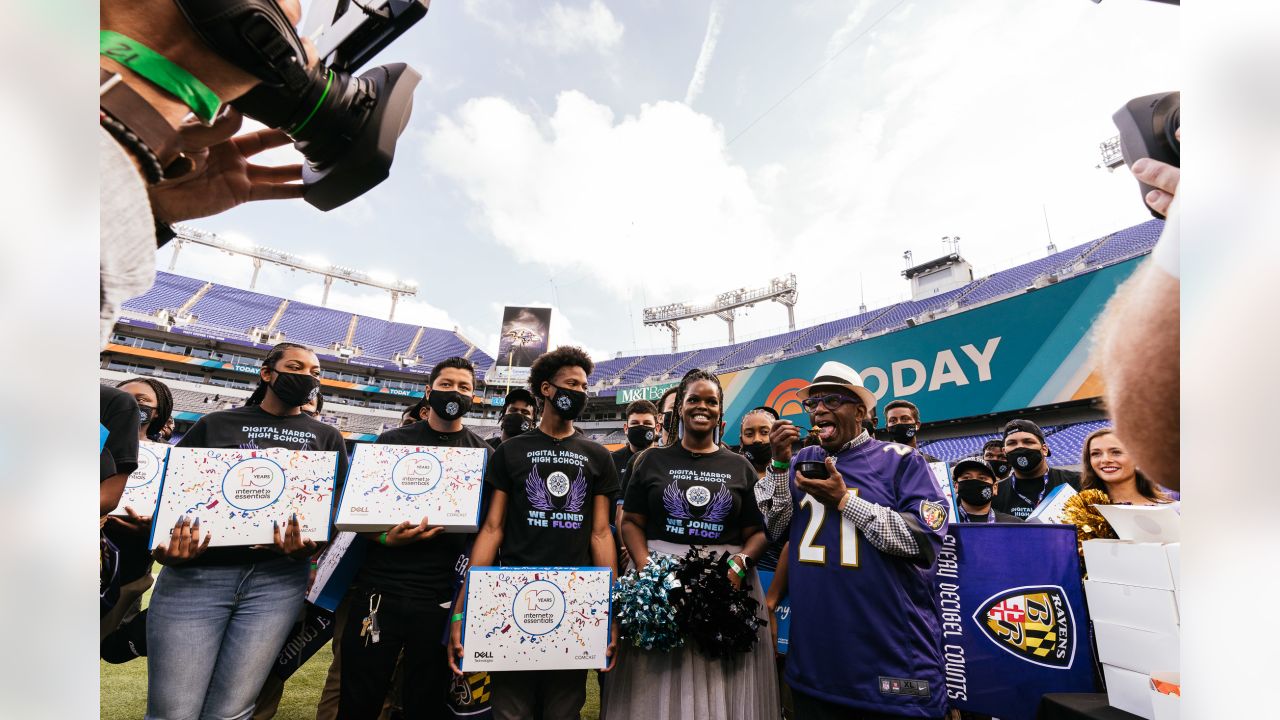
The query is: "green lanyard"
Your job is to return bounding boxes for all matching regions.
[100,30,222,124]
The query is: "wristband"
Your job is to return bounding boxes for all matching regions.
[378,531,389,546]
[727,557,745,578]
[770,459,790,471]
[100,31,222,123]
[310,561,319,570]
[451,612,464,623]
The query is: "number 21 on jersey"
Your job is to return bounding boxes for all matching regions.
[797,490,859,567]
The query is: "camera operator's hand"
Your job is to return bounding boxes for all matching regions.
[1132,128,1181,218]
[149,108,305,225]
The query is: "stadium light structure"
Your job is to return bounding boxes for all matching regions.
[1097,135,1126,170]
[643,274,799,353]
[168,224,419,320]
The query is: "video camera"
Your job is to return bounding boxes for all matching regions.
[1099,0,1179,217]
[1113,91,1180,218]
[174,0,430,211]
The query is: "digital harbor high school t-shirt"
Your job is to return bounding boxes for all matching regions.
[485,429,619,568]
[175,404,349,566]
[623,445,764,546]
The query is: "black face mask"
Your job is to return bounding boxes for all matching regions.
[988,459,1011,479]
[661,411,677,439]
[269,371,321,408]
[429,390,472,422]
[956,479,995,506]
[548,385,587,421]
[1006,447,1044,475]
[138,405,156,427]
[741,441,772,467]
[884,423,917,443]
[626,424,656,450]
[500,412,532,437]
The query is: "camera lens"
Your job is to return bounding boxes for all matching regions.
[233,63,420,210]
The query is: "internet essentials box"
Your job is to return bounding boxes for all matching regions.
[335,444,487,533]
[461,567,612,672]
[150,447,338,548]
[111,440,171,516]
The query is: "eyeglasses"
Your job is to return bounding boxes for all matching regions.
[801,393,860,412]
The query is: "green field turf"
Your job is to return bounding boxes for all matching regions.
[100,581,601,719]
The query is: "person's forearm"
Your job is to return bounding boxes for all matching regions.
[620,515,650,569]
[590,525,618,581]
[1097,261,1181,490]
[766,543,790,610]
[101,472,128,516]
[741,527,768,564]
[454,525,502,614]
[839,493,922,559]
[754,467,793,540]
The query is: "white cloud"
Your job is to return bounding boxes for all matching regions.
[684,0,728,106]
[422,91,780,307]
[533,1,624,55]
[824,0,873,61]
[466,0,623,56]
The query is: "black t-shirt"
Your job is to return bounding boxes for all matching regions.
[101,386,141,483]
[485,429,620,568]
[958,508,1023,524]
[623,444,765,547]
[991,468,1081,520]
[611,446,635,504]
[176,404,349,565]
[356,421,491,601]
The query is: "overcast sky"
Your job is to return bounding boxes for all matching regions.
[165,0,1180,362]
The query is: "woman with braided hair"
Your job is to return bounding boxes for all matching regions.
[607,368,780,719]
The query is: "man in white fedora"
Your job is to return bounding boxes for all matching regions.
[755,360,950,719]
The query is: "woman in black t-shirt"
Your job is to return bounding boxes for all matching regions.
[101,376,173,652]
[144,343,348,720]
[607,369,780,720]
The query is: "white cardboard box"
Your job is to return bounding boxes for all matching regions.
[461,567,612,671]
[1104,664,1155,720]
[1093,621,1179,675]
[111,440,170,516]
[1027,483,1077,524]
[1164,544,1181,610]
[1096,504,1181,543]
[1084,580,1179,635]
[150,447,338,548]
[335,444,487,532]
[1082,540,1176,590]
[1149,671,1180,720]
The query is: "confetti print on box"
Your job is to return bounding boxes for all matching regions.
[336,445,486,531]
[462,567,612,671]
[111,440,170,517]
[150,447,337,549]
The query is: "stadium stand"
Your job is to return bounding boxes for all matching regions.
[916,419,1110,467]
[116,219,1159,432]
[120,273,494,376]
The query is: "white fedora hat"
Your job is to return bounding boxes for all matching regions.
[797,360,877,412]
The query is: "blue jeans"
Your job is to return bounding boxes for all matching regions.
[145,557,307,720]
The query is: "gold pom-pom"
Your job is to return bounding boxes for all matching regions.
[1062,489,1117,566]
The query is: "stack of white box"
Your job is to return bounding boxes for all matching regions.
[1082,505,1181,720]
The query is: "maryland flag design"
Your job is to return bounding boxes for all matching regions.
[448,671,491,713]
[973,586,1076,670]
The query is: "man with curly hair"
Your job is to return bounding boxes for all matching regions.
[448,346,621,720]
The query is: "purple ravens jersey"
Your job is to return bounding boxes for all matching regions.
[784,439,949,717]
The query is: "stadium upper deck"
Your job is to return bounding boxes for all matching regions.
[117,218,1162,399]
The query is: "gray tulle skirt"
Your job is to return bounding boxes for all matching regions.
[602,540,781,720]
